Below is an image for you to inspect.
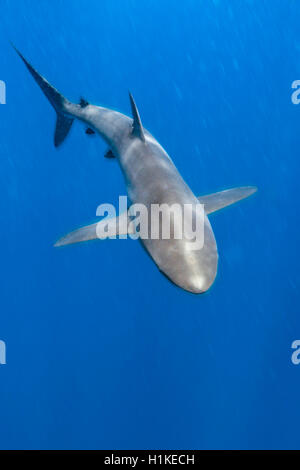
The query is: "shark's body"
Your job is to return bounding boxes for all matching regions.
[14,48,257,294]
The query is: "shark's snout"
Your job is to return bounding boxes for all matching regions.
[183,269,217,294]
[152,235,218,295]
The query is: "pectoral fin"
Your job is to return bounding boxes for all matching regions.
[54,211,135,247]
[198,186,257,214]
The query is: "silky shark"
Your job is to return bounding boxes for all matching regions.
[14,47,257,294]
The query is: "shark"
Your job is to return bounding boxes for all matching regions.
[14,47,257,294]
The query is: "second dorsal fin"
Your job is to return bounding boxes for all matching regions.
[129,92,145,142]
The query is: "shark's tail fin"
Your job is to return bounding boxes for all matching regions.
[12,45,74,147]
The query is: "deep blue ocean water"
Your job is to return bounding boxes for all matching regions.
[0,0,299,450]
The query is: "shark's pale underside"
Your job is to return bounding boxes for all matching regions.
[14,47,257,294]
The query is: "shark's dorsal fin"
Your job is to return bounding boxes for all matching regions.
[79,97,89,108]
[129,92,145,142]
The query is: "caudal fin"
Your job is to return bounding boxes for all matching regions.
[12,44,74,147]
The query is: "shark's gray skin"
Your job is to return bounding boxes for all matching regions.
[14,47,257,294]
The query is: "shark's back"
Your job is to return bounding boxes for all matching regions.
[117,135,218,294]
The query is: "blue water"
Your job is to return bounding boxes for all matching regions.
[0,0,299,450]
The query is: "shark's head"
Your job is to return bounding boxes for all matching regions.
[143,215,218,294]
